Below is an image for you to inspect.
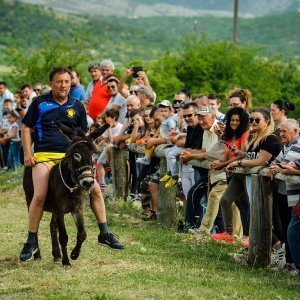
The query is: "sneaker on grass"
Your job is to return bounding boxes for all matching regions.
[98,232,124,250]
[271,243,285,267]
[19,243,40,262]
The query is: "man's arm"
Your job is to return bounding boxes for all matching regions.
[22,125,36,167]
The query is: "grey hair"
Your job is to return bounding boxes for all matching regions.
[88,63,101,72]
[40,85,51,96]
[280,118,299,130]
[100,59,115,70]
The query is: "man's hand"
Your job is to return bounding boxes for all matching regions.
[24,153,37,167]
[145,138,156,149]
[180,150,191,163]
[211,160,225,171]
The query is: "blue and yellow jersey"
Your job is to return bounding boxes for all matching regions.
[22,92,88,153]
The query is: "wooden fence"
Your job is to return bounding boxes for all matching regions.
[110,144,300,268]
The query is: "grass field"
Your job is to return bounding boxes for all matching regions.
[0,170,299,300]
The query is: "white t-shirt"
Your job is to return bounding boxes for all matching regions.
[103,122,123,138]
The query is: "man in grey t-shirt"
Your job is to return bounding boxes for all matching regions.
[106,78,126,124]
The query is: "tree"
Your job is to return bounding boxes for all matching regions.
[9,36,91,86]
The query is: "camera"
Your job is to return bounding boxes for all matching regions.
[132,66,143,78]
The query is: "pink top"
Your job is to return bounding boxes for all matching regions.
[224,130,249,160]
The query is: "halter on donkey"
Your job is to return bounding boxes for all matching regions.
[23,122,109,266]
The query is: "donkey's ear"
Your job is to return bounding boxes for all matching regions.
[89,123,110,141]
[56,121,76,141]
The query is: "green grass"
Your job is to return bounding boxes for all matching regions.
[0,169,299,299]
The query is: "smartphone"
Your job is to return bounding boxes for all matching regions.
[132,66,143,78]
[223,141,233,150]
[275,163,286,169]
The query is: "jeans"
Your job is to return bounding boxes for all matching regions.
[181,163,195,198]
[7,141,21,170]
[185,168,208,227]
[287,209,300,269]
[165,146,181,177]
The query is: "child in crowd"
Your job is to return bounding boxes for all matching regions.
[97,109,123,192]
[137,100,176,165]
[3,111,21,170]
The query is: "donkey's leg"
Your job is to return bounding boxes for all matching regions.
[50,214,61,262]
[56,214,70,266]
[70,209,87,260]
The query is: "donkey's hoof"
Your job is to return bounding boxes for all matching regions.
[53,257,61,263]
[70,250,80,260]
[62,259,71,266]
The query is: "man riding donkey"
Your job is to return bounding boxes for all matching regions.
[20,66,124,262]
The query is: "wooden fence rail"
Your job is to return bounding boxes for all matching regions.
[110,144,300,268]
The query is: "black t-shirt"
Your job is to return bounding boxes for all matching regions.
[184,124,204,149]
[246,134,281,162]
[22,92,87,153]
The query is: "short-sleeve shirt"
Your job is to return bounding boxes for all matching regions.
[22,92,87,153]
[103,123,123,138]
[160,115,176,137]
[184,124,204,149]
[70,85,85,101]
[106,93,126,124]
[246,134,281,162]
[225,130,250,160]
[8,121,20,142]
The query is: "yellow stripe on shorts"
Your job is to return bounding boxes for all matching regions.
[34,152,66,166]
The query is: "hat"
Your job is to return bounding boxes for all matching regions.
[178,99,192,108]
[158,100,172,108]
[136,86,152,98]
[194,106,215,116]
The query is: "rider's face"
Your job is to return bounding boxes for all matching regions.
[50,72,72,102]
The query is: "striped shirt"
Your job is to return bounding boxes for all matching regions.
[275,136,300,207]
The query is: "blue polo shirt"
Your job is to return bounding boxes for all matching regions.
[70,84,85,101]
[22,92,88,153]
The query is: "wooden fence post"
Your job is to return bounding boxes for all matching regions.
[157,156,177,228]
[248,174,273,267]
[110,147,128,200]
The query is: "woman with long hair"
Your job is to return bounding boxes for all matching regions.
[211,107,250,171]
[212,108,282,243]
[227,88,252,113]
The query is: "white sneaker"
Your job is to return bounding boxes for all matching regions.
[271,243,285,266]
[188,228,200,235]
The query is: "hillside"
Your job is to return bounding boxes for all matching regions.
[18,0,300,17]
[0,0,299,69]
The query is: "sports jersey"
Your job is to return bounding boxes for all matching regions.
[22,92,87,153]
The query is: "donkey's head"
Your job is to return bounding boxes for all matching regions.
[57,122,109,191]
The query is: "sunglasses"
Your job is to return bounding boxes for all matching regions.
[183,114,194,119]
[34,89,40,92]
[107,85,116,90]
[129,90,137,95]
[249,117,261,124]
[173,100,182,105]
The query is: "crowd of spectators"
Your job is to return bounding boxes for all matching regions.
[0,59,299,276]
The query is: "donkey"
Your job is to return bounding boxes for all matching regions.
[23,122,109,266]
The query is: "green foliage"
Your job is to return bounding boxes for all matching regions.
[147,36,300,115]
[9,37,91,86]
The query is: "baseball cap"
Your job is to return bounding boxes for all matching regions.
[194,106,215,116]
[178,99,192,108]
[158,100,172,108]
